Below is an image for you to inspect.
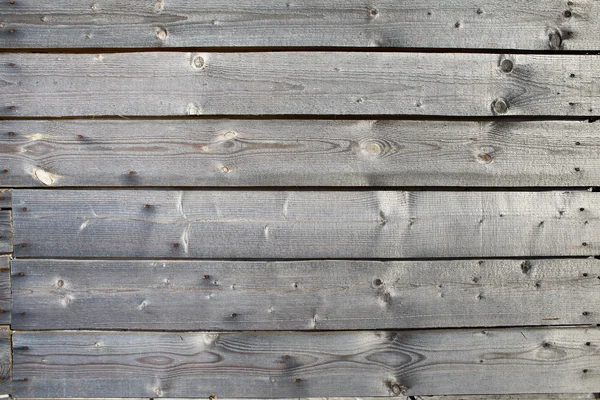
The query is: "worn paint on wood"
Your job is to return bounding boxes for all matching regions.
[12,327,600,398]
[0,0,595,50]
[2,52,599,117]
[0,211,11,254]
[0,258,10,326]
[10,258,600,330]
[11,397,600,400]
[0,120,599,187]
[11,189,598,259]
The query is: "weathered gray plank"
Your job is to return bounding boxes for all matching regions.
[1,119,600,187]
[10,258,600,330]
[0,258,10,326]
[0,0,596,50]
[0,211,11,254]
[420,396,599,400]
[12,327,600,397]
[12,396,600,400]
[11,189,599,259]
[0,327,9,395]
[2,52,599,117]
[0,190,10,209]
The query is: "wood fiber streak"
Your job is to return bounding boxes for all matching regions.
[0,0,596,50]
[11,189,599,259]
[2,52,600,117]
[10,258,600,330]
[0,258,10,325]
[11,328,600,398]
[0,211,11,254]
[0,190,10,208]
[0,120,599,187]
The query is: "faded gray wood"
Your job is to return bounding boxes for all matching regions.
[421,396,599,400]
[15,396,599,400]
[10,258,600,330]
[0,0,596,50]
[0,258,10,325]
[11,189,599,258]
[0,211,11,254]
[0,190,10,208]
[2,52,600,117]
[0,326,9,395]
[12,327,600,397]
[1,119,600,187]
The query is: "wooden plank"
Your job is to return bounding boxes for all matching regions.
[0,190,10,209]
[0,0,597,50]
[11,189,600,259]
[0,258,10,326]
[0,211,11,254]
[10,258,600,331]
[12,396,600,400]
[0,327,9,395]
[2,52,600,117]
[12,327,600,397]
[1,120,600,187]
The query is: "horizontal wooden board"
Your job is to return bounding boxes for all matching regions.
[12,327,600,397]
[2,52,600,117]
[0,0,596,50]
[0,190,10,209]
[14,396,600,400]
[10,258,600,330]
[0,211,11,254]
[11,189,600,259]
[0,258,10,326]
[1,120,600,187]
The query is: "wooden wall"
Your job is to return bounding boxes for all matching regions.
[0,0,599,399]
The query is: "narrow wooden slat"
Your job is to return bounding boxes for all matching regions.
[11,189,598,259]
[12,328,600,397]
[2,52,599,117]
[0,258,10,326]
[0,190,10,209]
[1,120,599,187]
[0,211,11,254]
[0,0,596,50]
[10,258,599,330]
[12,396,600,400]
[0,327,9,395]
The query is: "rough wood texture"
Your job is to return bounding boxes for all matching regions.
[0,327,9,395]
[11,189,599,259]
[12,328,600,398]
[12,396,600,400]
[0,190,10,209]
[1,120,599,187]
[0,211,11,254]
[0,258,10,326]
[2,52,600,117]
[10,258,600,331]
[0,0,596,50]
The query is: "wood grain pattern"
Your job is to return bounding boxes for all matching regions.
[0,211,11,254]
[0,326,9,395]
[2,52,600,117]
[0,0,596,50]
[12,328,600,398]
[1,119,599,187]
[10,258,600,330]
[11,189,599,259]
[15,396,600,400]
[0,258,10,326]
[0,190,10,209]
